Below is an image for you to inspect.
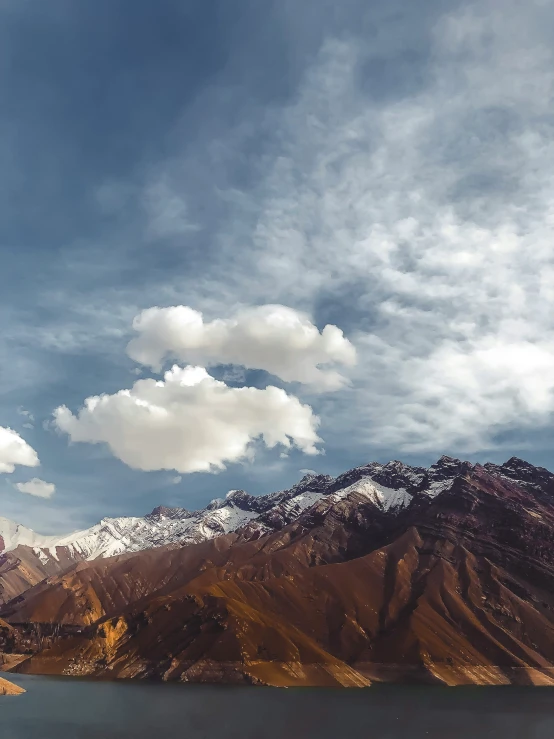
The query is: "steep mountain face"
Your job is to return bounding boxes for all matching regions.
[0,545,84,606]
[3,456,554,687]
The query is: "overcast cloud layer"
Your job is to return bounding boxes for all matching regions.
[2,0,554,532]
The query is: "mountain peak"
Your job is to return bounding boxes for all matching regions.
[428,456,471,475]
[502,456,535,470]
[485,456,554,496]
[146,505,190,521]
[224,490,255,509]
[206,498,225,511]
[434,455,463,466]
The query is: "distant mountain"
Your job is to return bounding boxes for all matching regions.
[3,455,554,686]
[0,456,477,565]
[0,459,451,603]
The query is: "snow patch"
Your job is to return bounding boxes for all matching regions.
[425,479,455,497]
[330,477,412,512]
[32,547,52,566]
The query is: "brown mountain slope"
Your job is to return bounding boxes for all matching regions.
[5,462,554,686]
[0,544,84,605]
[1,488,388,627]
[10,525,554,686]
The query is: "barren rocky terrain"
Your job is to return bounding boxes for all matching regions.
[2,456,554,687]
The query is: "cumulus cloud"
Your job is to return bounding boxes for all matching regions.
[15,478,55,499]
[126,304,356,391]
[0,426,40,473]
[53,365,321,473]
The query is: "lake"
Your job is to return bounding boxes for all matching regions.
[3,672,554,738]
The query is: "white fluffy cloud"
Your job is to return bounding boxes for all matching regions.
[53,365,321,473]
[0,426,39,473]
[15,478,55,499]
[127,304,356,391]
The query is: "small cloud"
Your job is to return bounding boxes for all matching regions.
[17,407,35,428]
[0,427,40,474]
[299,468,317,476]
[15,478,55,499]
[170,475,182,485]
[17,407,35,422]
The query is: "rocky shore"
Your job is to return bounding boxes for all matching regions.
[0,676,25,695]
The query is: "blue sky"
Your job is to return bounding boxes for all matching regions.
[2,0,554,533]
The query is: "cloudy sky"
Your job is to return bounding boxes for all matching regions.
[2,0,554,533]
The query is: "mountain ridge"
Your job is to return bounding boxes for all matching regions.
[3,454,554,687]
[0,455,548,607]
[1,454,508,558]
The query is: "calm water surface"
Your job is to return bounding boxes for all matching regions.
[3,672,554,738]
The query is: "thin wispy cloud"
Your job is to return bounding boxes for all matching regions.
[2,0,554,530]
[142,176,200,240]
[192,0,554,454]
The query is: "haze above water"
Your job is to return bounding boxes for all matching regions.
[2,674,554,739]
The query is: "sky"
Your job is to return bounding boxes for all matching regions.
[2,0,554,533]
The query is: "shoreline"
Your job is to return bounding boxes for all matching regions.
[0,676,25,695]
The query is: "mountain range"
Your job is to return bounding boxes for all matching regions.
[2,455,554,686]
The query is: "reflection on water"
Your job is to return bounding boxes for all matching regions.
[2,672,554,739]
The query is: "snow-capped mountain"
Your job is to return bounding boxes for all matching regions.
[0,517,61,553]
[2,455,546,571]
[0,466,408,565]
[4,454,554,687]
